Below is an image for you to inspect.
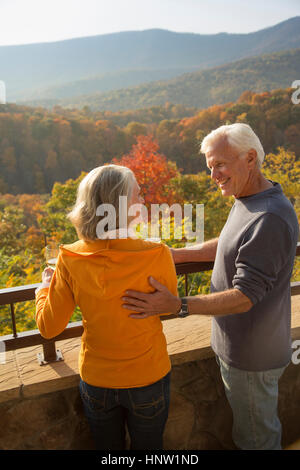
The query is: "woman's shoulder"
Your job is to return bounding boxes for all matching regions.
[134,238,171,253]
[59,239,86,255]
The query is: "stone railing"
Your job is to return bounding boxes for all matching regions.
[0,246,300,450]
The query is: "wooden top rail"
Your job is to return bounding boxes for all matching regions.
[0,283,41,306]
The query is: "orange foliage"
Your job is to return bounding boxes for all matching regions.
[113,135,180,205]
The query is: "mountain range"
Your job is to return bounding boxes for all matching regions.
[22,48,300,111]
[0,16,299,104]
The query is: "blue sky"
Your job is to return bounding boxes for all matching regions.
[0,0,299,46]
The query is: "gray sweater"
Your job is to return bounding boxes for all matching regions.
[210,182,299,371]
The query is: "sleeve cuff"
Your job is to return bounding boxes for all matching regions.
[233,284,257,307]
[35,283,50,295]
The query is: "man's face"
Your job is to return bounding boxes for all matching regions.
[205,138,256,198]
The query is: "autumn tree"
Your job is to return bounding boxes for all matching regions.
[113,135,181,205]
[262,147,300,210]
[262,147,300,283]
[38,173,85,244]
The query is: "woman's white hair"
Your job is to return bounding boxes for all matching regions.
[200,123,265,167]
[68,164,136,241]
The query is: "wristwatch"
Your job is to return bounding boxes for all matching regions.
[177,297,189,318]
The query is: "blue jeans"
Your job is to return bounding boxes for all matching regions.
[216,355,286,450]
[79,372,171,450]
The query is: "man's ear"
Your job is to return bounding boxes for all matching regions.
[247,148,257,168]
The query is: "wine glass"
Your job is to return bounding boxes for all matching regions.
[45,244,59,269]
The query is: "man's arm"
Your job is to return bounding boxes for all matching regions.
[171,237,219,264]
[187,288,253,316]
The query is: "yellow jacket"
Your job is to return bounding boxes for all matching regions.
[35,238,178,388]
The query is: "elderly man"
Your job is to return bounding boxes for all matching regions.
[122,123,299,450]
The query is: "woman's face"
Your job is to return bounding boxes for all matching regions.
[127,178,147,226]
[129,178,144,206]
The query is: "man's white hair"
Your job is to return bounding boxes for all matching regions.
[200,123,265,167]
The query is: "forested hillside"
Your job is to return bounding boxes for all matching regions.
[0,87,299,194]
[30,48,300,112]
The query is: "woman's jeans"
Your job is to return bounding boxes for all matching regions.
[79,372,171,450]
[216,355,286,450]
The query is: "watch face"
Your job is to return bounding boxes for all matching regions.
[178,310,189,318]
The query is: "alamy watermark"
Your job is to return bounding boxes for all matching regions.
[0,340,6,365]
[292,340,300,365]
[291,80,300,105]
[95,197,204,245]
[0,81,6,104]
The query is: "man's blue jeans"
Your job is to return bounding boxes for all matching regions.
[79,372,170,450]
[216,355,287,450]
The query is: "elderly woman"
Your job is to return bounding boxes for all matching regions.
[35,164,178,451]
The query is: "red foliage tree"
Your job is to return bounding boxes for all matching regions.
[113,135,180,205]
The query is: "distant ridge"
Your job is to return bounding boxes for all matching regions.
[23,48,300,111]
[1,16,299,102]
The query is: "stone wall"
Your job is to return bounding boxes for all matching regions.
[1,356,300,450]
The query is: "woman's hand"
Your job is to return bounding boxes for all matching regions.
[42,267,55,285]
